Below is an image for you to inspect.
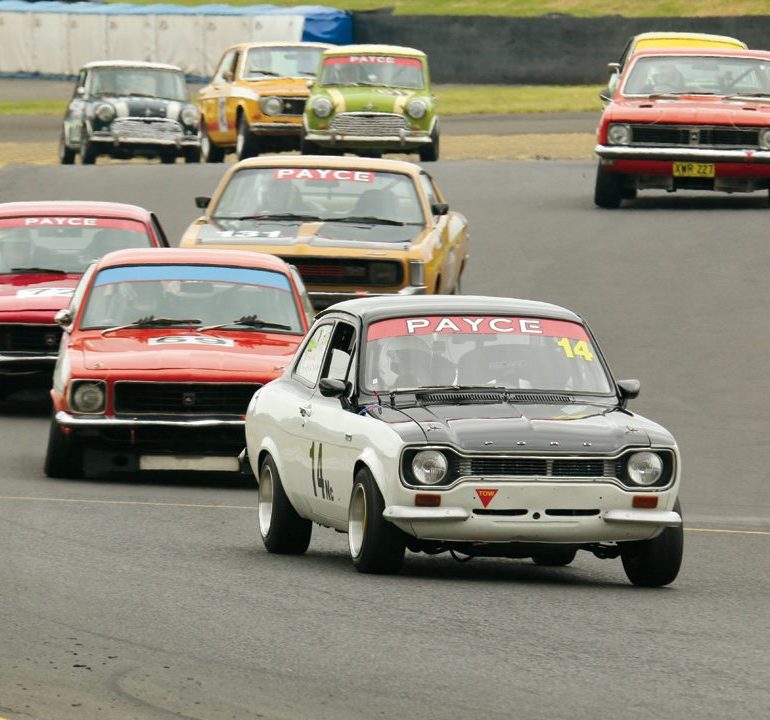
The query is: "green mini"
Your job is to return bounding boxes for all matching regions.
[302,44,438,162]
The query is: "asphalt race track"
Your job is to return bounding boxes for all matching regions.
[1,161,768,720]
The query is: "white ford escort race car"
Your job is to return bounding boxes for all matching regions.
[244,296,683,587]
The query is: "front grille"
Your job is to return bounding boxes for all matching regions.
[114,382,260,416]
[456,457,616,478]
[285,257,403,287]
[329,113,409,136]
[0,324,61,353]
[111,118,182,140]
[280,97,306,116]
[630,124,760,148]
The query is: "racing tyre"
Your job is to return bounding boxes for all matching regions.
[200,123,225,163]
[258,455,311,554]
[159,151,176,165]
[532,547,578,567]
[236,114,260,160]
[594,163,623,208]
[58,130,76,165]
[348,467,406,574]
[621,500,684,587]
[79,128,97,165]
[183,146,201,164]
[418,125,440,163]
[44,416,83,479]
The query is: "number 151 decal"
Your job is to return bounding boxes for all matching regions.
[309,442,334,501]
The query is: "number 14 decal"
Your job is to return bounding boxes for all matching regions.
[556,337,594,361]
[309,442,334,501]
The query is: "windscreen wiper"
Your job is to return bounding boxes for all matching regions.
[248,70,281,77]
[101,316,201,336]
[199,315,292,332]
[329,216,408,227]
[10,267,67,274]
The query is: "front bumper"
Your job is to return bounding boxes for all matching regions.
[595,144,770,164]
[309,284,426,310]
[383,482,681,544]
[305,130,432,148]
[0,353,57,376]
[56,411,243,428]
[249,121,302,136]
[56,411,245,472]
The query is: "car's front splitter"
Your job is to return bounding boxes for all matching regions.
[384,482,680,544]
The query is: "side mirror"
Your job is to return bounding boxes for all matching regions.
[55,308,73,329]
[195,196,210,209]
[616,379,640,408]
[431,202,449,216]
[319,378,347,398]
[222,70,234,83]
[306,79,315,89]
[75,86,85,97]
[607,62,621,74]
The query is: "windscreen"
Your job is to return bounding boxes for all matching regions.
[319,55,425,89]
[90,68,188,101]
[364,315,614,394]
[623,55,770,96]
[211,168,425,231]
[244,46,325,78]
[0,217,152,274]
[79,264,303,334]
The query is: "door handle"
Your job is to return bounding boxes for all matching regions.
[299,404,312,417]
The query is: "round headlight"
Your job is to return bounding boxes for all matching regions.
[759,128,770,149]
[607,123,631,145]
[412,450,448,485]
[261,96,283,116]
[627,451,663,486]
[72,382,105,414]
[312,96,333,118]
[406,99,427,119]
[180,104,198,127]
[95,103,115,123]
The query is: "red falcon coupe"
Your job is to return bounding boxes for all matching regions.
[46,247,312,478]
[0,201,168,398]
[595,48,770,207]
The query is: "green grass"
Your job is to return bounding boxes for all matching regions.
[106,1,770,16]
[437,84,602,114]
[0,100,67,116]
[0,86,602,116]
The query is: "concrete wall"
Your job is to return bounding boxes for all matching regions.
[352,12,770,84]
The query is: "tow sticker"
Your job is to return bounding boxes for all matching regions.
[273,168,374,183]
[477,489,498,508]
[147,336,235,347]
[16,287,74,298]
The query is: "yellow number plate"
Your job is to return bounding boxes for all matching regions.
[672,162,715,178]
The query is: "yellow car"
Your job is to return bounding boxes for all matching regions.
[603,32,747,99]
[198,42,330,162]
[180,156,469,309]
